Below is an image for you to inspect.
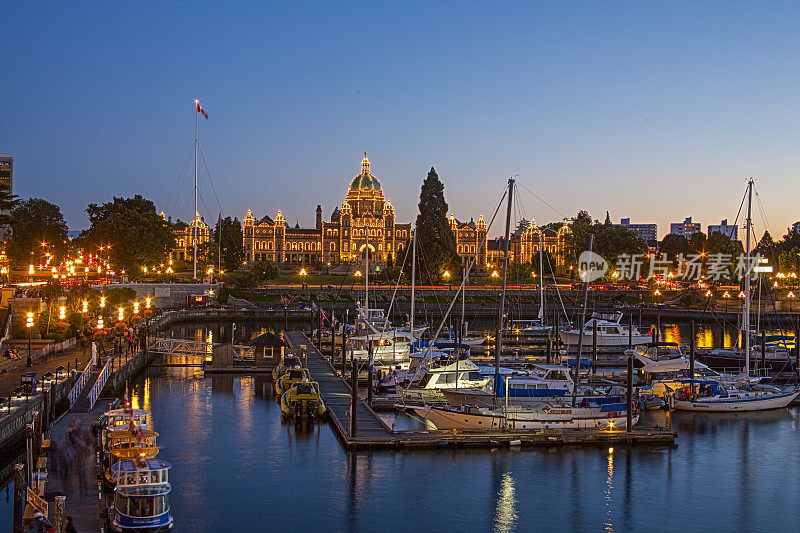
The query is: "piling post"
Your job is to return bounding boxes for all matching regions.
[626,350,633,433]
[54,495,66,533]
[651,325,657,344]
[795,318,799,374]
[341,322,347,377]
[367,344,373,407]
[546,337,552,365]
[331,316,337,363]
[689,321,696,382]
[656,311,661,342]
[316,311,322,352]
[12,464,24,533]
[349,355,358,438]
[628,313,633,349]
[592,324,597,381]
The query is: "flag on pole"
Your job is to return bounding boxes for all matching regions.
[196,101,209,119]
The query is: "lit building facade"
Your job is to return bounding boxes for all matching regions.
[170,213,211,262]
[243,154,412,267]
[240,154,572,271]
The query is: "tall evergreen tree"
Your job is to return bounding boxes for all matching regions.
[411,168,460,284]
[214,216,244,271]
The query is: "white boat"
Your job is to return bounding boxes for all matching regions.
[669,380,799,412]
[108,458,173,532]
[399,352,490,403]
[349,331,412,365]
[508,319,551,335]
[559,311,651,347]
[415,400,636,431]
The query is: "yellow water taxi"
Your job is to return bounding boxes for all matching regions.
[275,367,311,396]
[280,381,326,420]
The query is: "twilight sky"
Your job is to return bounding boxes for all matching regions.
[2,2,800,239]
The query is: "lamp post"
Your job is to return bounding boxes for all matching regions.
[443,270,451,291]
[788,291,796,313]
[25,312,34,367]
[723,291,731,313]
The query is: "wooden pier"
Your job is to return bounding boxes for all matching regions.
[285,332,677,450]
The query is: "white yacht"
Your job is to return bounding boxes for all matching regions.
[559,311,651,347]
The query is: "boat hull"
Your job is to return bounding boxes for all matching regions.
[672,390,799,412]
[415,405,636,431]
[559,331,651,347]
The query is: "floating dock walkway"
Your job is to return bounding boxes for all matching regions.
[285,332,677,450]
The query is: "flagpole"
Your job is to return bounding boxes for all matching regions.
[218,213,222,278]
[193,99,199,281]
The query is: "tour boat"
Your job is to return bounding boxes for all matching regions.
[102,408,151,431]
[349,332,413,365]
[271,355,302,381]
[559,311,651,347]
[103,429,160,488]
[280,381,326,420]
[108,458,173,532]
[274,367,311,396]
[415,399,636,431]
[669,379,799,412]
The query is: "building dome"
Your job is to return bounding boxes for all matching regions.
[348,153,382,193]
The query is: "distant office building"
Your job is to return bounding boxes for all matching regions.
[708,219,737,240]
[618,218,658,242]
[670,217,702,238]
[0,154,12,242]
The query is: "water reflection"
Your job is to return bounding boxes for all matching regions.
[604,448,614,532]
[492,470,518,533]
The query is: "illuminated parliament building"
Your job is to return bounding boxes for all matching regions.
[240,154,570,271]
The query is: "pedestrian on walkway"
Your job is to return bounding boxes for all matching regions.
[65,516,77,533]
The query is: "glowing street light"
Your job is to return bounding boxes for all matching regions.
[491,271,499,278]
[28,264,34,275]
[118,307,124,321]
[58,306,66,320]
[133,302,139,315]
[145,297,151,310]
[100,296,106,308]
[299,268,307,276]
[26,312,34,367]
[82,300,88,314]
[354,270,362,277]
[97,317,104,330]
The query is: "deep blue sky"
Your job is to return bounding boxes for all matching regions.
[3,2,800,239]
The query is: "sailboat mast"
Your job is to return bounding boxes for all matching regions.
[193,100,199,281]
[410,224,416,340]
[461,263,466,342]
[744,178,753,375]
[494,178,515,387]
[538,231,545,324]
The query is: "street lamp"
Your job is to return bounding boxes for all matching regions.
[723,291,731,313]
[443,270,451,290]
[100,295,106,309]
[58,306,66,320]
[145,297,151,310]
[133,301,139,315]
[25,312,34,367]
[118,307,124,322]
[97,317,104,330]
[788,291,796,312]
[82,300,88,314]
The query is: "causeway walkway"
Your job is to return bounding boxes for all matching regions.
[284,332,393,445]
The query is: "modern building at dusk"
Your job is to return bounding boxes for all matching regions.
[670,217,702,238]
[0,154,13,243]
[708,219,738,240]
[618,218,657,243]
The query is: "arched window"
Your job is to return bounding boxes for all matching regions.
[330,242,335,251]
[471,245,475,253]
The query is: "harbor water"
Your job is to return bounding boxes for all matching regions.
[2,323,800,531]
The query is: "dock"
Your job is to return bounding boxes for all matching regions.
[285,332,677,450]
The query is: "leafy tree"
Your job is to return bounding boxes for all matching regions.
[531,250,556,278]
[9,198,69,264]
[688,232,707,254]
[0,188,19,227]
[594,224,648,263]
[80,195,174,276]
[409,168,461,284]
[215,216,244,271]
[659,234,690,261]
[249,260,280,285]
